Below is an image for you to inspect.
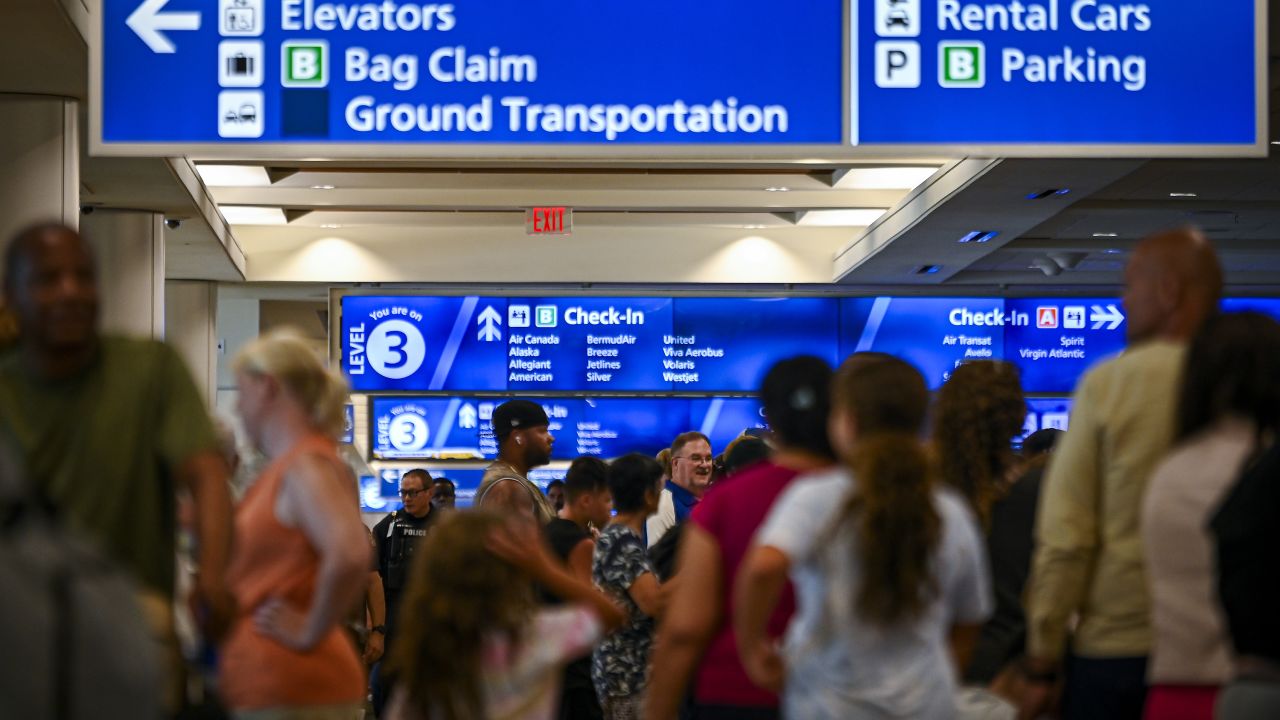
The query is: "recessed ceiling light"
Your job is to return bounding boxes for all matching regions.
[741,224,768,229]
[220,206,287,225]
[915,264,942,275]
[1092,232,1119,238]
[1271,141,1280,146]
[1104,248,1124,255]
[832,166,939,190]
[764,186,790,192]
[797,209,887,227]
[311,185,336,190]
[957,230,999,243]
[1026,188,1071,200]
[1169,192,1198,198]
[196,164,271,187]
[320,223,343,229]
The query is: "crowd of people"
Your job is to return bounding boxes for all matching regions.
[0,220,1277,720]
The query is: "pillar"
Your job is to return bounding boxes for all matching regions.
[0,94,78,250]
[165,281,218,405]
[80,209,165,338]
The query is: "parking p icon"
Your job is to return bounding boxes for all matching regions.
[875,41,920,88]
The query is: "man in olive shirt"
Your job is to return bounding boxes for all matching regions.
[0,224,234,705]
[476,400,557,523]
[1021,228,1223,720]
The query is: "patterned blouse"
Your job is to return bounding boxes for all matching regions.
[591,524,657,700]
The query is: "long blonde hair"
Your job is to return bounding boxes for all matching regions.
[232,328,348,437]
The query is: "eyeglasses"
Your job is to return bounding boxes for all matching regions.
[400,488,427,499]
[676,454,713,464]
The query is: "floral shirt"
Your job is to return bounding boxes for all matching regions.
[592,524,657,700]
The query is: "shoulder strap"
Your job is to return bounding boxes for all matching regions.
[476,475,531,506]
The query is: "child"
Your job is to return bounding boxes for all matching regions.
[385,512,624,720]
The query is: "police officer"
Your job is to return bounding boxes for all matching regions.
[370,468,437,714]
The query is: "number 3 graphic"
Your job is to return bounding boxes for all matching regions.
[368,320,426,380]
[383,330,409,369]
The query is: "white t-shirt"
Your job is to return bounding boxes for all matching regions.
[757,468,992,720]
[646,487,677,547]
[387,606,602,720]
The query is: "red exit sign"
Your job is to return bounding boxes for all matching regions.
[526,206,572,235]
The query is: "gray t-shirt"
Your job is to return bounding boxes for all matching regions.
[757,468,992,719]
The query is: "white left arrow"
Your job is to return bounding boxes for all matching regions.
[126,0,201,54]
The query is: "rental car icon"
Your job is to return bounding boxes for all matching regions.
[886,8,910,28]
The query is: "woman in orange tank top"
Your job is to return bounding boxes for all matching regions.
[220,330,371,720]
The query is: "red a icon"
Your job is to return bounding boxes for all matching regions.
[1037,306,1059,329]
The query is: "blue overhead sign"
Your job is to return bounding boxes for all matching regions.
[855,0,1262,148]
[93,1,1263,156]
[368,395,759,461]
[839,297,1005,389]
[1004,298,1127,393]
[341,295,843,394]
[94,0,842,150]
[341,293,1138,394]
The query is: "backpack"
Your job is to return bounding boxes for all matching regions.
[0,448,163,720]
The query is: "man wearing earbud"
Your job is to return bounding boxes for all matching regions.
[476,400,557,524]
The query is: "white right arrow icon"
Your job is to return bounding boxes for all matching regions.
[126,0,201,54]
[1090,304,1126,330]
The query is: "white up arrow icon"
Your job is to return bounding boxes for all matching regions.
[477,306,503,342]
[127,0,201,54]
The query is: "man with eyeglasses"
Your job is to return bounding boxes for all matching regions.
[370,468,437,714]
[647,432,714,547]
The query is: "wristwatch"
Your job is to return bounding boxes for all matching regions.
[370,625,386,635]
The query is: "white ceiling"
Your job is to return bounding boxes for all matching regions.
[7,0,1280,294]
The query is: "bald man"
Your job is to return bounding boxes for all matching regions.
[1021,228,1223,720]
[0,223,235,709]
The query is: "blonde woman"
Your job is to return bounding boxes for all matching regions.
[219,330,371,720]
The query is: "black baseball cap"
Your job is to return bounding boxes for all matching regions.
[491,400,550,440]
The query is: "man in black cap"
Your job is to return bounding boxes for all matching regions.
[476,400,557,523]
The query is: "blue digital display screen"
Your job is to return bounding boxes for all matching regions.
[1020,397,1074,446]
[343,296,508,392]
[369,467,564,511]
[576,398,684,459]
[856,1,1257,146]
[100,0,841,146]
[1221,298,1280,321]
[343,295,845,393]
[669,298,840,392]
[369,396,498,460]
[346,295,1278,398]
[359,474,398,513]
[369,395,773,461]
[1004,299,1128,394]
[505,297,674,391]
[340,404,355,443]
[691,398,767,454]
[839,297,1004,389]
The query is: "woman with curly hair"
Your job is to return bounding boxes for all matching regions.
[933,361,1039,692]
[384,512,624,720]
